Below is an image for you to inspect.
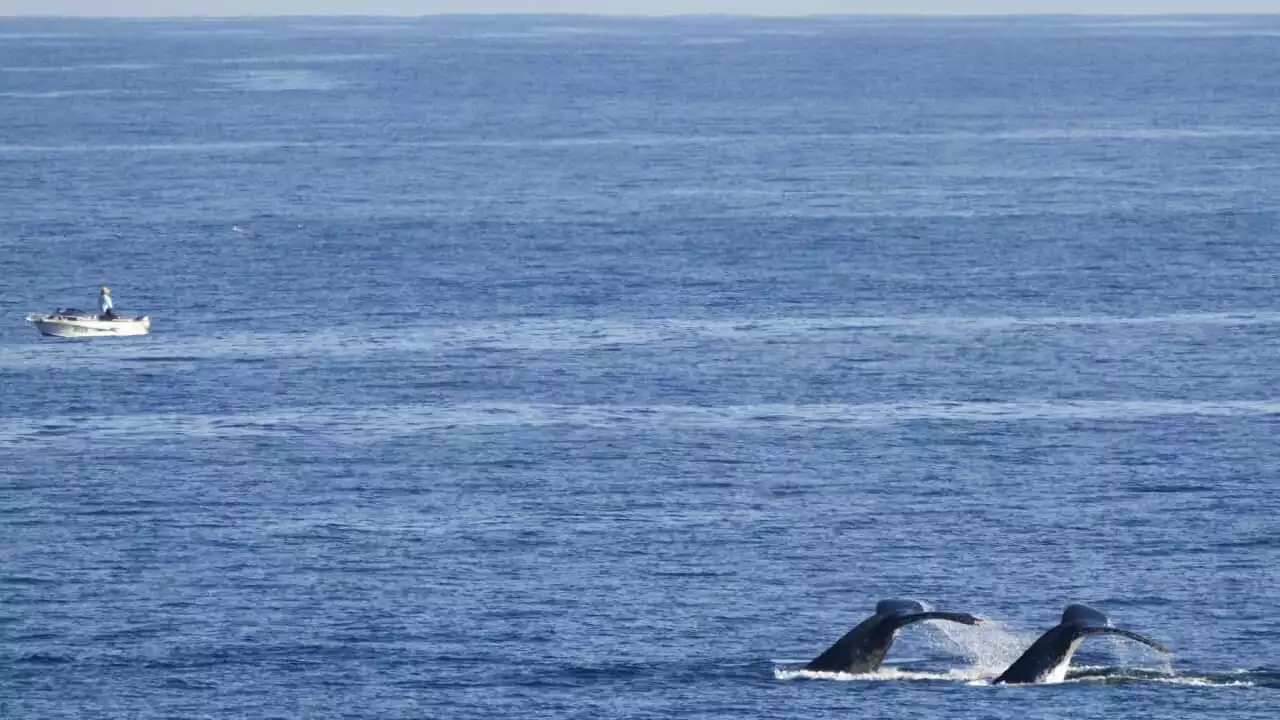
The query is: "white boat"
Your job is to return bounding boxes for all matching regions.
[26,308,151,338]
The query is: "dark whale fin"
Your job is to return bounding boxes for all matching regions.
[1081,626,1172,654]
[876,599,927,616]
[992,604,1171,684]
[1061,604,1109,626]
[1065,604,1171,652]
[895,611,983,628]
[804,600,983,674]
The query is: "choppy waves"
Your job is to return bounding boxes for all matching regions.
[4,396,1280,447]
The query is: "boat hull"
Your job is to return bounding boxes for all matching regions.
[27,314,151,338]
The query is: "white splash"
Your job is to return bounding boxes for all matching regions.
[774,666,984,683]
[1149,676,1256,687]
[1102,633,1176,678]
[926,619,1038,679]
[773,617,1041,685]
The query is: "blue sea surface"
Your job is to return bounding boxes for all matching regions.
[1,14,1278,719]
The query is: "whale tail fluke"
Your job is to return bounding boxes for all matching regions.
[1081,625,1172,654]
[875,599,927,616]
[992,604,1172,684]
[1065,604,1171,653]
[803,599,983,674]
[895,611,984,628]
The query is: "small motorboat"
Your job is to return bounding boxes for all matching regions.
[26,308,151,338]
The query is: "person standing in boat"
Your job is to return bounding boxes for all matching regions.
[99,285,117,320]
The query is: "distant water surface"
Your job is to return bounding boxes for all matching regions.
[1,15,1278,719]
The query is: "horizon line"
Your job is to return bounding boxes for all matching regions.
[3,11,1280,19]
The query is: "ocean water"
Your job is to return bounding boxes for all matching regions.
[1,14,1278,719]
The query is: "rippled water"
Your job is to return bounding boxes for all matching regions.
[2,15,1278,719]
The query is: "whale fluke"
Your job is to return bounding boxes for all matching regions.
[1061,603,1109,626]
[875,599,926,615]
[992,604,1171,685]
[804,598,983,674]
[1080,625,1171,653]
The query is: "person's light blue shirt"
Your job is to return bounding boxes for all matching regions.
[99,291,113,314]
